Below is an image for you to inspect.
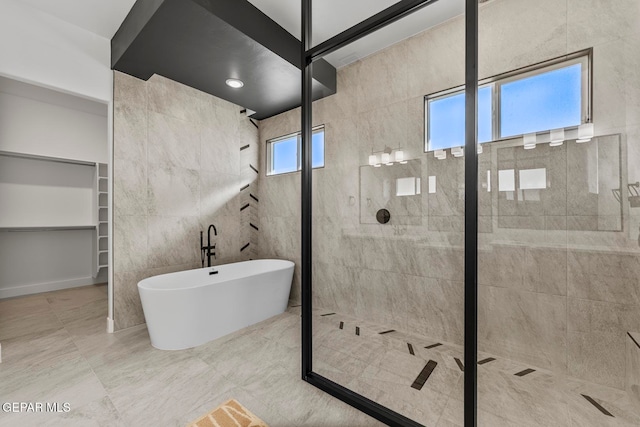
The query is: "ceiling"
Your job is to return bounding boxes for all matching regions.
[248,0,465,68]
[16,0,467,118]
[16,0,137,39]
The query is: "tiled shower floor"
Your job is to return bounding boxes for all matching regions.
[308,307,640,426]
[1,284,638,426]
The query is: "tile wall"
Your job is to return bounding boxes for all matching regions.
[112,72,260,330]
[257,0,640,389]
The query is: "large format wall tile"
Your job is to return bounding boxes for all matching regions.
[568,330,626,389]
[113,215,147,273]
[147,166,200,217]
[113,159,147,216]
[478,0,567,78]
[113,74,257,330]
[148,112,201,170]
[147,216,199,268]
[255,0,639,393]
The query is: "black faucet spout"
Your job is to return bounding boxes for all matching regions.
[204,224,217,267]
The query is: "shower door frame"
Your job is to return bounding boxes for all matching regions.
[300,0,479,426]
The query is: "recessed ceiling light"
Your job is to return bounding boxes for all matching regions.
[226,78,244,88]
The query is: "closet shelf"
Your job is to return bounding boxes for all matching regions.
[0,225,96,232]
[0,150,95,166]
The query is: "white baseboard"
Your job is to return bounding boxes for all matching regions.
[0,276,102,299]
[106,317,114,333]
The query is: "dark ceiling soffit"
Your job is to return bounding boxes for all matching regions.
[189,0,335,92]
[111,0,165,73]
[111,0,336,93]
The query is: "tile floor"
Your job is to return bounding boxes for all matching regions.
[0,285,381,426]
[311,309,640,427]
[1,285,639,426]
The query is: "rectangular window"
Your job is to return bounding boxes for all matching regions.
[266,126,324,176]
[425,51,590,151]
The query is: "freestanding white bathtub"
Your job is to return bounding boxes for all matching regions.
[137,259,294,350]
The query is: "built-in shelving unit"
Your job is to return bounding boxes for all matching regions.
[96,163,109,276]
[0,151,109,298]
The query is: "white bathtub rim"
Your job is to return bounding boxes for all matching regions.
[137,258,294,292]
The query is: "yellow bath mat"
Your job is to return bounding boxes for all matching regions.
[187,399,269,427]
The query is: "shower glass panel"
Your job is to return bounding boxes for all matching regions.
[309,2,466,424]
[477,1,640,425]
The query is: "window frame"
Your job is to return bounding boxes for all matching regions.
[424,49,592,152]
[266,125,325,176]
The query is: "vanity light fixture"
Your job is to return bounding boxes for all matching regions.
[395,150,407,164]
[225,78,244,88]
[434,149,447,160]
[577,122,594,143]
[477,144,483,154]
[381,152,392,165]
[549,128,565,147]
[451,146,464,157]
[523,133,537,150]
[368,154,378,166]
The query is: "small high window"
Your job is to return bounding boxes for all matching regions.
[425,51,590,151]
[266,126,324,176]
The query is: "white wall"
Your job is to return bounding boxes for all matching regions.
[0,157,95,227]
[0,89,108,162]
[0,229,97,298]
[0,0,112,103]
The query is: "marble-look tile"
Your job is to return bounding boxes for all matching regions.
[591,40,639,133]
[56,299,108,338]
[356,42,408,113]
[357,101,408,157]
[567,330,626,389]
[322,117,359,170]
[258,172,300,218]
[200,170,240,217]
[44,284,107,313]
[627,332,640,406]
[478,371,572,426]
[0,294,50,322]
[113,102,147,163]
[147,74,204,122]
[0,327,76,369]
[113,269,147,330]
[313,62,358,125]
[258,107,300,143]
[0,352,106,410]
[147,215,199,268]
[110,358,233,426]
[568,298,640,335]
[113,215,147,273]
[478,244,524,288]
[148,111,201,170]
[355,269,409,331]
[406,15,465,97]
[113,158,147,216]
[257,215,300,260]
[478,0,567,79]
[406,276,464,345]
[522,246,567,295]
[567,0,640,51]
[114,71,147,108]
[0,310,63,341]
[313,167,359,219]
[567,250,640,304]
[479,285,567,373]
[438,397,520,427]
[147,166,200,216]
[200,124,240,175]
[312,262,360,315]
